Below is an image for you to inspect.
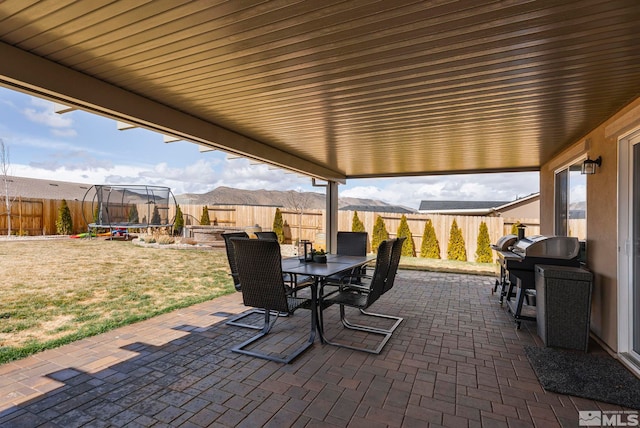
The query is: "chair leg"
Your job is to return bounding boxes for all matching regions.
[232,309,315,364]
[226,309,290,330]
[226,309,267,330]
[353,308,403,335]
[320,305,403,354]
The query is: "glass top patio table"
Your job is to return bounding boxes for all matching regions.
[280,254,374,344]
[281,254,373,278]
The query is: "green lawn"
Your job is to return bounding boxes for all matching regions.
[0,239,235,364]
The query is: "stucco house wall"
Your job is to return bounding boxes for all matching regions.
[540,94,640,353]
[495,197,540,220]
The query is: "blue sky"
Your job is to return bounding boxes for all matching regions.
[0,86,539,209]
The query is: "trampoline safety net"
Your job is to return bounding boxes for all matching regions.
[83,185,176,230]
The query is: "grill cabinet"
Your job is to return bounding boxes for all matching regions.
[535,265,593,351]
[493,235,581,328]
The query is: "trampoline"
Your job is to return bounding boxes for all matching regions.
[82,185,176,236]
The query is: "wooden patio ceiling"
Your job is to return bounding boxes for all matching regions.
[1,0,640,181]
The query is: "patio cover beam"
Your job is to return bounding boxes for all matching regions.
[0,42,345,183]
[326,181,339,254]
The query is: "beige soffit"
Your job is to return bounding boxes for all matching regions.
[0,1,639,180]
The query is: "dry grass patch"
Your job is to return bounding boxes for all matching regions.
[0,239,234,363]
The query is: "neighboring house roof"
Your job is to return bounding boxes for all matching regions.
[339,204,415,214]
[418,200,510,211]
[2,175,93,201]
[492,193,540,211]
[419,193,540,215]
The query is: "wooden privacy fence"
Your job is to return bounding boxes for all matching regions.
[0,198,92,235]
[1,198,544,263]
[173,205,541,263]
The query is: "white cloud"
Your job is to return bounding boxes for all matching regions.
[12,153,313,197]
[570,184,586,202]
[218,159,310,191]
[342,172,539,209]
[24,107,72,129]
[52,128,78,137]
[22,97,77,137]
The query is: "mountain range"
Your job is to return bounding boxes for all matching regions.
[175,186,415,213]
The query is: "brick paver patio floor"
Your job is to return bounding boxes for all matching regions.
[0,270,628,427]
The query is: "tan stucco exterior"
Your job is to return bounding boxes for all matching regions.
[496,197,540,221]
[540,94,640,353]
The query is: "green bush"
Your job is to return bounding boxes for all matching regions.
[446,219,467,261]
[351,211,365,232]
[174,204,184,236]
[56,199,73,235]
[475,221,493,263]
[371,215,389,253]
[420,219,440,259]
[128,204,139,224]
[273,208,284,243]
[151,205,161,225]
[200,206,210,225]
[510,221,521,235]
[396,215,415,256]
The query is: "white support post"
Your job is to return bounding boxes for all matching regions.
[326,180,339,254]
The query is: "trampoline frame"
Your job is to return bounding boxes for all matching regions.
[82,184,177,236]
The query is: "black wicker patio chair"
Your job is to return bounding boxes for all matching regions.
[221,232,265,329]
[255,230,313,293]
[382,236,405,294]
[255,231,278,241]
[231,238,315,363]
[337,231,368,256]
[222,232,249,292]
[319,239,403,354]
[325,231,370,285]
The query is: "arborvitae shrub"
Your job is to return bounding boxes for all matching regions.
[371,215,389,253]
[396,215,415,256]
[200,206,210,225]
[510,221,521,235]
[56,199,73,235]
[475,221,493,263]
[446,219,467,261]
[273,208,284,243]
[420,219,440,259]
[352,211,365,232]
[174,204,184,236]
[128,204,139,224]
[151,205,161,225]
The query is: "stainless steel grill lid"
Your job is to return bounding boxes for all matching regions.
[491,234,518,251]
[511,236,580,259]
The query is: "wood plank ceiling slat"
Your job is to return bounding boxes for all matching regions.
[0,0,639,178]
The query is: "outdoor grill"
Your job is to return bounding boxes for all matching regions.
[510,235,581,259]
[493,234,581,327]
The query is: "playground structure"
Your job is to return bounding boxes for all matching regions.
[82,185,176,237]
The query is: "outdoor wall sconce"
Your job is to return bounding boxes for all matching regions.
[581,156,602,175]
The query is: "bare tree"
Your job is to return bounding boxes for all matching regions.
[285,189,317,242]
[0,138,13,236]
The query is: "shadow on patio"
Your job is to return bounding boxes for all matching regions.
[0,270,628,427]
